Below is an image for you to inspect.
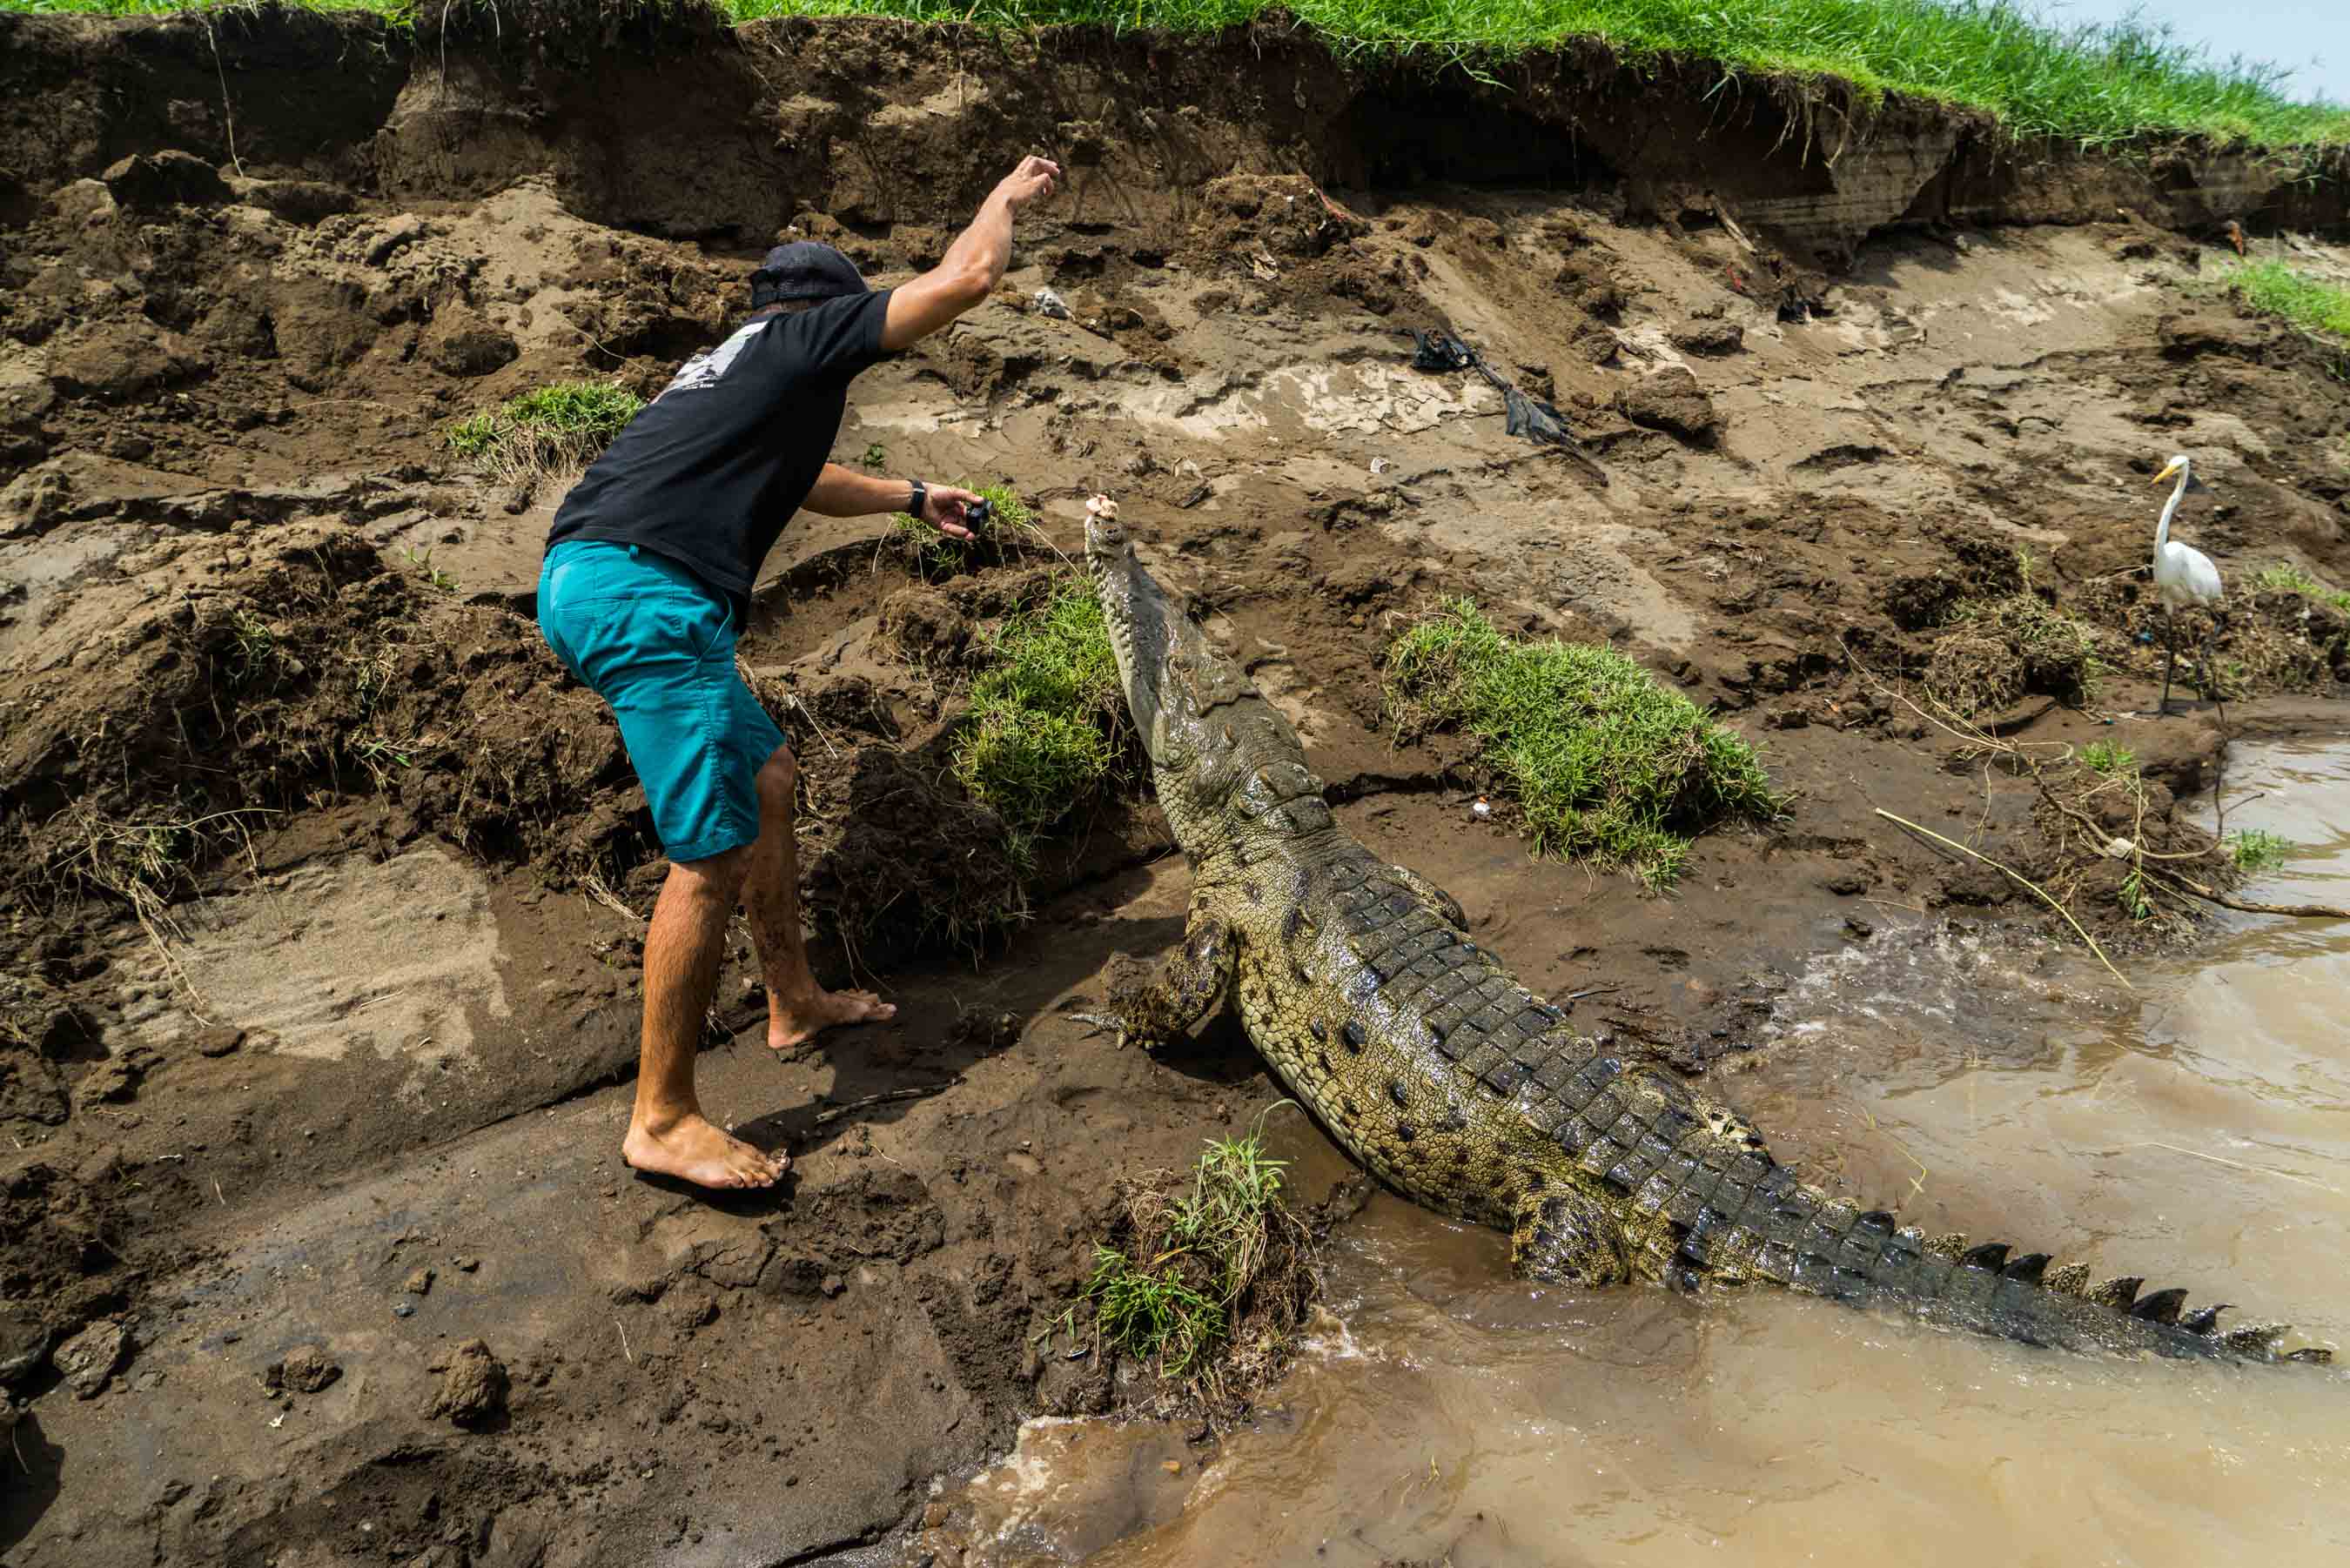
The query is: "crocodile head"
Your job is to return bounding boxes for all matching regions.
[1085,504,1323,857]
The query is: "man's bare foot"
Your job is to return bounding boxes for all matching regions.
[622,1112,786,1189]
[769,986,896,1053]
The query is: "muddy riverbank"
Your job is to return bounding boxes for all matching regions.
[3,10,2348,1565]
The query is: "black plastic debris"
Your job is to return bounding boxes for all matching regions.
[1409,328,1474,372]
[1408,325,1605,480]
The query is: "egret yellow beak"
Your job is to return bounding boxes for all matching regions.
[2154,458,2186,485]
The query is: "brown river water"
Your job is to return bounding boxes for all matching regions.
[932,741,2350,1568]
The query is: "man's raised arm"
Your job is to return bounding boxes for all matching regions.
[882,155,1061,352]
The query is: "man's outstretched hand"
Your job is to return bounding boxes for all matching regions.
[921,483,987,541]
[993,155,1062,212]
[883,156,1062,352]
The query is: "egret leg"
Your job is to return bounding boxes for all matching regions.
[2158,607,2177,718]
[2198,619,2220,718]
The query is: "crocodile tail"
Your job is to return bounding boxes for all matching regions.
[1845,1212,2329,1363]
[1658,1160,2333,1364]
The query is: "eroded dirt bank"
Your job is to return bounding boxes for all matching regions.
[3,11,2349,1565]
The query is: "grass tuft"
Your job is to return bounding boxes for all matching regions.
[11,0,2346,151]
[1385,600,1778,887]
[2081,739,2135,776]
[950,573,1126,866]
[2229,828,2291,873]
[2224,262,2350,343]
[1084,1122,1310,1391]
[402,545,460,593]
[222,607,281,688]
[445,380,644,485]
[2253,560,2350,614]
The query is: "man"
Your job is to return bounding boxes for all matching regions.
[537,154,1062,1190]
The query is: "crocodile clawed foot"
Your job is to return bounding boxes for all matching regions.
[1070,1011,1133,1047]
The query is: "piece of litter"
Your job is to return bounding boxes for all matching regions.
[1034,287,1071,320]
[267,1413,285,1430]
[1471,797,1493,820]
[2102,837,2136,859]
[1370,458,1390,475]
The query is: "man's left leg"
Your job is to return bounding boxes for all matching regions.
[742,745,896,1051]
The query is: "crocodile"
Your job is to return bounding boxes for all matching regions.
[1078,505,2332,1366]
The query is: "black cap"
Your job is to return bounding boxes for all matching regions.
[750,242,869,307]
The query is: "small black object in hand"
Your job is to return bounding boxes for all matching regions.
[964,497,992,530]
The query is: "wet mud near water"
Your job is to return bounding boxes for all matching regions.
[923,742,2350,1568]
[3,11,2350,1565]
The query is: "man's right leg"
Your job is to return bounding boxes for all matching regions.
[622,843,789,1189]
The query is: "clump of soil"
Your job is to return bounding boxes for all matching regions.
[0,1156,150,1382]
[1923,590,2108,716]
[1554,250,1626,318]
[0,520,641,908]
[1671,318,1745,356]
[1615,365,1720,445]
[265,1344,342,1396]
[426,1338,508,1428]
[1186,174,1364,267]
[790,739,1027,962]
[1,972,85,1128]
[1883,534,2026,631]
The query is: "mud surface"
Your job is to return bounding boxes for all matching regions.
[3,12,2348,1565]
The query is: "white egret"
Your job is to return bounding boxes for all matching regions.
[2151,453,2224,717]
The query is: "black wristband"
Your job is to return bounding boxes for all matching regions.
[908,479,927,519]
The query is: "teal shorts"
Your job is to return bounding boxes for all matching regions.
[537,539,788,864]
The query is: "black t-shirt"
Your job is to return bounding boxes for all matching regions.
[547,290,896,613]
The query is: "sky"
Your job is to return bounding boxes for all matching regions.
[2041,1,2350,104]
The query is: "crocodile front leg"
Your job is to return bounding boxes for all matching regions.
[1076,906,1237,1050]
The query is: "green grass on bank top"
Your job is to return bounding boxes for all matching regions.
[12,0,2348,152]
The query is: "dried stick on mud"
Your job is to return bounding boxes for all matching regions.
[1843,636,2348,923]
[2142,874,2348,921]
[808,1080,959,1127]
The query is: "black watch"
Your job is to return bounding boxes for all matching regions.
[908,479,927,520]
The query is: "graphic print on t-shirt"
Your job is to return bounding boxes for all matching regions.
[658,319,766,400]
